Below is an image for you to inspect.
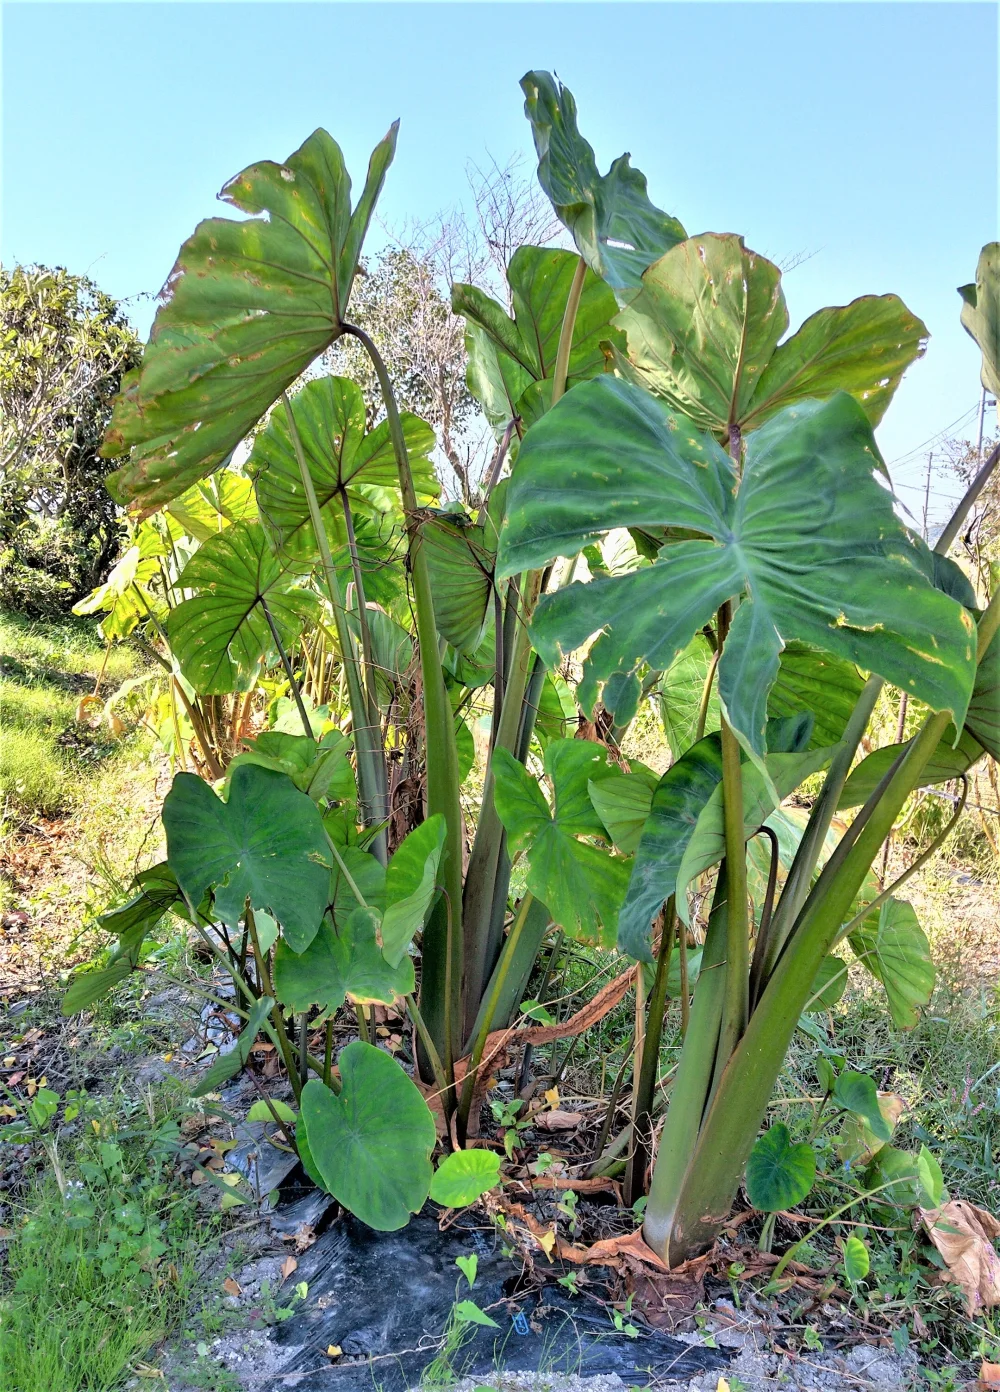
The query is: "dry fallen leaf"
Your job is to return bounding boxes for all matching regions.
[222,1277,241,1297]
[327,1345,342,1359]
[280,1255,298,1283]
[922,1200,1000,1314]
[533,1110,585,1131]
[543,1087,560,1108]
[979,1361,1000,1390]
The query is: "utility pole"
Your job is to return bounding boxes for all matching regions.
[976,383,987,462]
[922,450,934,541]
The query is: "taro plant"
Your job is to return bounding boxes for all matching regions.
[62,72,999,1257]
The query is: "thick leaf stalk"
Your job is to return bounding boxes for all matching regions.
[343,325,465,1070]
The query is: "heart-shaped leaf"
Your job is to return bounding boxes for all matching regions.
[419,501,501,655]
[587,770,658,854]
[429,1149,502,1208]
[959,243,1000,399]
[848,898,935,1030]
[273,906,414,1013]
[250,376,438,562]
[804,956,848,1012]
[520,71,686,295]
[843,1235,870,1283]
[103,126,398,508]
[746,1124,816,1212]
[492,739,630,947]
[163,764,330,951]
[497,379,976,758]
[299,1043,436,1230]
[166,521,319,694]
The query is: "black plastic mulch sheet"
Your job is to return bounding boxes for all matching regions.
[261,1209,730,1390]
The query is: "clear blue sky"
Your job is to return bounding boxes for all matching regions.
[3,2,997,524]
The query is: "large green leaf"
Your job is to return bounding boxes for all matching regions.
[848,897,935,1030]
[674,746,833,925]
[492,738,630,946]
[250,376,438,561]
[453,246,624,431]
[162,764,330,951]
[273,906,413,1013]
[615,234,787,434]
[166,522,318,694]
[616,233,926,434]
[741,294,928,431]
[745,1124,816,1212]
[616,734,724,961]
[497,380,976,757]
[520,71,686,295]
[833,1070,891,1141]
[299,1043,436,1230]
[959,243,1000,398]
[103,127,398,508]
[381,815,446,966]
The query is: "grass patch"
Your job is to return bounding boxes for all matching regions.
[0,1083,209,1392]
[0,609,151,818]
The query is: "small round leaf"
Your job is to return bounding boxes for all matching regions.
[746,1124,816,1213]
[429,1149,502,1209]
[843,1235,870,1283]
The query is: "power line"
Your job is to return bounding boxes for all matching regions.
[888,400,981,469]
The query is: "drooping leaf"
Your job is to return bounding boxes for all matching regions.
[966,624,1000,761]
[614,234,787,434]
[246,1098,297,1125]
[62,960,137,1016]
[429,1149,502,1208]
[848,897,935,1030]
[492,739,630,947]
[833,1071,892,1142]
[166,473,258,541]
[273,906,413,1013]
[103,126,398,508]
[166,522,319,694]
[329,846,386,924]
[72,523,166,640]
[745,1124,816,1212]
[192,995,275,1099]
[497,380,976,758]
[250,376,438,562]
[674,746,833,925]
[741,295,928,431]
[959,243,1000,399]
[838,727,986,809]
[617,734,725,961]
[162,764,330,951]
[381,815,446,966]
[299,1043,436,1230]
[453,246,624,431]
[520,71,686,295]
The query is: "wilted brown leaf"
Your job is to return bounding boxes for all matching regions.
[280,1255,298,1283]
[922,1200,1000,1315]
[222,1277,241,1297]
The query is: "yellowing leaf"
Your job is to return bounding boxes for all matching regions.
[327,1346,342,1359]
[536,1227,557,1262]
